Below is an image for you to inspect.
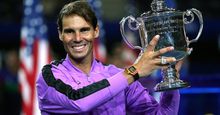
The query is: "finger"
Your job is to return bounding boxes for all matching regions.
[145,35,160,52]
[153,46,174,57]
[156,57,176,65]
[187,48,193,55]
[175,59,184,72]
[134,51,143,64]
[166,57,176,64]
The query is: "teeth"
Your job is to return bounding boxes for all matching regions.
[73,45,85,50]
[74,46,83,49]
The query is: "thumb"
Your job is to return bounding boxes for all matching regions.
[134,50,144,64]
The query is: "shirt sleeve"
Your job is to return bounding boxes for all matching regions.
[36,65,129,114]
[126,81,180,115]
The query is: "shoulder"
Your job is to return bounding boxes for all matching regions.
[37,59,65,85]
[36,59,69,95]
[41,60,64,77]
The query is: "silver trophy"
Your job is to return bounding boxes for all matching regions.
[120,0,203,91]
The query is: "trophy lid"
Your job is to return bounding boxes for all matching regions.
[141,0,176,17]
[151,0,168,12]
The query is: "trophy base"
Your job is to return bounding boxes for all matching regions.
[154,80,190,92]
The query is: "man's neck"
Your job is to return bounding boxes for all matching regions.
[70,56,93,74]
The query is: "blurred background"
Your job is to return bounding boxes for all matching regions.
[0,0,220,115]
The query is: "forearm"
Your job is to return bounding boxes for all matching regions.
[123,70,135,84]
[72,71,129,111]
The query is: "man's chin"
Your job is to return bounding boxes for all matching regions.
[69,53,86,60]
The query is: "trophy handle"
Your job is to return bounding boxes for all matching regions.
[183,8,203,45]
[120,16,143,51]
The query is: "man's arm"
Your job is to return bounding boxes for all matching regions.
[126,81,180,115]
[36,65,129,114]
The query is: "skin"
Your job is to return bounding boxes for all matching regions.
[58,14,183,84]
[124,35,178,84]
[58,15,99,74]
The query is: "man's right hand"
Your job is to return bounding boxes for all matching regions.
[133,35,176,78]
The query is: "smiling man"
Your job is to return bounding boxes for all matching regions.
[36,1,181,115]
[59,14,99,73]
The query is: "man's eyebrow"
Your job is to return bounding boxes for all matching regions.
[80,27,91,31]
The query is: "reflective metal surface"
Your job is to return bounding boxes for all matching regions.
[120,0,203,92]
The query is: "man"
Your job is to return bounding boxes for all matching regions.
[36,1,181,114]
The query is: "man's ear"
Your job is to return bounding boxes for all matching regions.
[94,26,100,39]
[58,27,63,41]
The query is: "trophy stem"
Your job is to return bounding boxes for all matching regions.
[154,63,190,92]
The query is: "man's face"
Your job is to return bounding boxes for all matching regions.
[59,15,99,61]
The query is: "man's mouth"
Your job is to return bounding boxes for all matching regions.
[72,44,87,51]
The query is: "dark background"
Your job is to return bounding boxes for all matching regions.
[0,0,219,75]
[0,0,220,114]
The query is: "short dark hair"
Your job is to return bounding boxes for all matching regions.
[57,1,98,31]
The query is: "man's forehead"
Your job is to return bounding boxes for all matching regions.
[62,15,92,29]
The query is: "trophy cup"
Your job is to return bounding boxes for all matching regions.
[120,0,203,91]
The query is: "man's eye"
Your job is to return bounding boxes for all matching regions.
[64,29,74,33]
[80,28,90,33]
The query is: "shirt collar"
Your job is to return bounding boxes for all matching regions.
[63,54,102,74]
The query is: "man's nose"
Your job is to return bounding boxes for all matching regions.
[75,32,82,41]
